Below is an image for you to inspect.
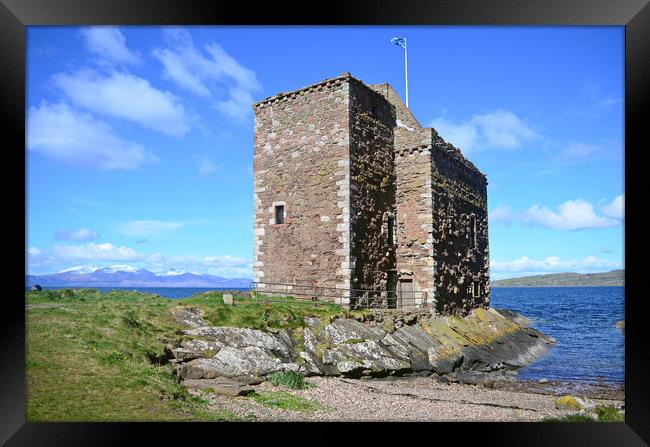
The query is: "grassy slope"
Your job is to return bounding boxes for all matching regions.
[491,269,624,287]
[25,288,357,421]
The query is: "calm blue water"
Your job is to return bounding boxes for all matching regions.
[491,286,624,385]
[28,285,624,385]
[26,286,247,299]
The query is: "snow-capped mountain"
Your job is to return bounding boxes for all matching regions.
[26,264,252,288]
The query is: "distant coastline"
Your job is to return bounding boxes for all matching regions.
[491,269,624,288]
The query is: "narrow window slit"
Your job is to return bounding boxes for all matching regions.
[275,205,285,224]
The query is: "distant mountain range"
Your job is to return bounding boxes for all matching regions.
[26,265,252,288]
[491,269,624,287]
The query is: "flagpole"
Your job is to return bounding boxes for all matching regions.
[404,37,409,108]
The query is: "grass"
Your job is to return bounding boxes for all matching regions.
[26,289,238,421]
[594,405,625,422]
[543,414,597,422]
[247,391,322,411]
[25,288,355,421]
[543,406,624,423]
[267,371,311,390]
[178,291,367,330]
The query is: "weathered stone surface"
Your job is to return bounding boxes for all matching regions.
[171,306,208,328]
[170,347,201,362]
[322,340,410,376]
[298,350,324,376]
[175,346,299,380]
[322,318,386,345]
[180,339,222,357]
[303,316,322,329]
[182,378,254,397]
[223,294,233,305]
[170,307,554,382]
[496,309,533,327]
[183,326,293,359]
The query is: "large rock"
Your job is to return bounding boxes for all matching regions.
[183,378,254,397]
[180,339,222,357]
[297,327,328,376]
[170,347,201,362]
[322,318,386,345]
[175,346,299,380]
[322,340,411,376]
[171,306,209,328]
[170,307,555,383]
[183,326,294,360]
[423,307,554,373]
[495,309,533,327]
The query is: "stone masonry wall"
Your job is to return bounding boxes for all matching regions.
[348,79,397,298]
[430,135,490,316]
[252,73,489,315]
[252,77,351,296]
[393,127,437,305]
[368,83,421,129]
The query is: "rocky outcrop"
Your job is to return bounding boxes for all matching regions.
[168,307,555,383]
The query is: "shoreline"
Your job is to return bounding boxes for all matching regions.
[191,375,624,422]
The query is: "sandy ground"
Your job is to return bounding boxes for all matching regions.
[191,376,623,422]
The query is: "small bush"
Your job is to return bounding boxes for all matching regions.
[595,405,624,422]
[267,371,310,390]
[247,391,320,411]
[543,413,595,422]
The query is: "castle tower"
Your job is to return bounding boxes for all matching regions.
[252,73,397,305]
[252,73,489,315]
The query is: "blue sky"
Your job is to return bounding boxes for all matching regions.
[26,26,624,280]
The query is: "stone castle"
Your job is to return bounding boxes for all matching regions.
[252,73,489,316]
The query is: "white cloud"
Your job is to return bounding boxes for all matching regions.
[27,101,158,170]
[203,255,249,267]
[27,242,252,278]
[523,199,619,230]
[491,196,624,230]
[55,228,100,242]
[556,141,622,164]
[557,142,603,163]
[600,195,624,220]
[490,255,621,278]
[153,28,261,120]
[430,109,538,153]
[489,204,513,225]
[117,220,184,237]
[79,27,139,65]
[52,70,190,137]
[53,243,143,261]
[28,242,143,275]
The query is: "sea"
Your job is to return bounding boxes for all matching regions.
[27,285,624,386]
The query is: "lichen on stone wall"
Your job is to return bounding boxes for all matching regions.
[348,79,397,297]
[430,147,489,316]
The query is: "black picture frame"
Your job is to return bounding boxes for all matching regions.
[2,0,647,445]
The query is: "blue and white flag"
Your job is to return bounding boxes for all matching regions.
[390,37,406,49]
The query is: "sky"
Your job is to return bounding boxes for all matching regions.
[26,26,624,280]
